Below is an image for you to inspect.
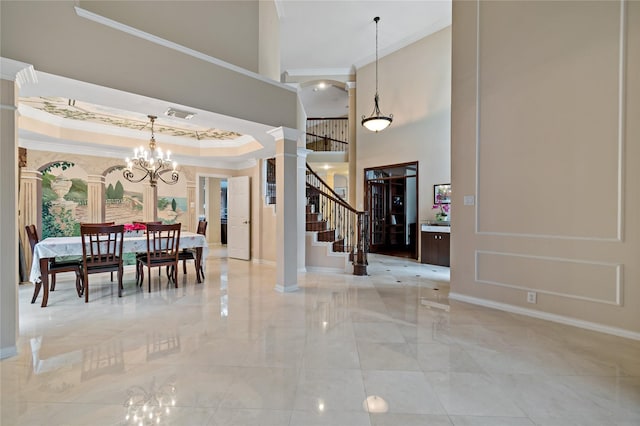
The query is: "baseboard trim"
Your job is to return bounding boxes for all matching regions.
[252,259,276,266]
[0,345,17,360]
[448,292,640,341]
[274,284,299,293]
[305,266,348,274]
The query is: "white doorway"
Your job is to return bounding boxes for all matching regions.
[227,176,251,260]
[196,174,228,251]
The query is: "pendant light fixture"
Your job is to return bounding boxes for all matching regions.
[361,16,393,132]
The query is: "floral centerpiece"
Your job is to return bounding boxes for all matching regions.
[124,222,146,236]
[432,195,450,222]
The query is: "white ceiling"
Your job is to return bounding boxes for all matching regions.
[17,1,452,165]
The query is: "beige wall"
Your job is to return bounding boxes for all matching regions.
[1,1,297,129]
[259,0,280,81]
[356,27,452,226]
[451,0,640,335]
[79,1,260,73]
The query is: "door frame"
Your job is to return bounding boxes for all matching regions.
[195,172,230,250]
[364,161,419,259]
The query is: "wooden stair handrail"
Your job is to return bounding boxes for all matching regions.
[305,163,363,214]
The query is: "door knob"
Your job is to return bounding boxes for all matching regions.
[243,220,249,224]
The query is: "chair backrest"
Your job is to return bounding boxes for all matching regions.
[80,222,115,226]
[25,224,39,254]
[196,220,208,236]
[80,224,125,268]
[145,223,181,262]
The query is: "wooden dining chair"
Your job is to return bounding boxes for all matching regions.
[80,224,125,302]
[133,221,162,283]
[25,224,83,302]
[175,219,207,283]
[137,223,181,292]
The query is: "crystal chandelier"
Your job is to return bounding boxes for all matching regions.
[361,17,393,132]
[123,115,179,187]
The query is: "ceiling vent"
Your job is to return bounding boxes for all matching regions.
[164,107,195,120]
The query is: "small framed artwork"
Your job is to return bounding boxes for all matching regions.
[434,183,451,204]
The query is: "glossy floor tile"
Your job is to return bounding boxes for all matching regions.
[1,252,639,425]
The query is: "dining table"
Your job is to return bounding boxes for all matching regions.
[29,231,209,307]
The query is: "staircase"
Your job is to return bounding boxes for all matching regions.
[305,164,369,275]
[305,204,350,272]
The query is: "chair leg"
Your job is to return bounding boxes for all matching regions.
[183,258,187,274]
[118,266,123,297]
[31,280,42,304]
[84,271,89,303]
[173,264,178,288]
[50,273,56,291]
[148,265,152,293]
[110,271,114,282]
[75,270,83,297]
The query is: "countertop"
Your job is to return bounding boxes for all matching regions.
[421,224,451,233]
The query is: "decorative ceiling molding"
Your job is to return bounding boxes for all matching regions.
[20,97,242,141]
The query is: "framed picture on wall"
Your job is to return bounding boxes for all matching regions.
[434,183,451,204]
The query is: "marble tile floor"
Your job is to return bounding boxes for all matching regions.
[1,252,639,425]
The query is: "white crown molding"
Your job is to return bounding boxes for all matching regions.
[448,292,640,341]
[353,17,452,70]
[74,7,295,94]
[284,68,353,78]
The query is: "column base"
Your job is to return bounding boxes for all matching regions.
[274,284,299,293]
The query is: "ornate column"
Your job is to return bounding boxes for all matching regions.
[186,180,196,232]
[86,174,105,223]
[143,185,157,222]
[19,169,42,274]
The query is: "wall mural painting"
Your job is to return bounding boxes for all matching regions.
[41,161,88,239]
[157,180,187,225]
[104,167,145,225]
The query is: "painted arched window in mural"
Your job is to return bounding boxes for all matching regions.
[104,166,145,224]
[40,161,88,239]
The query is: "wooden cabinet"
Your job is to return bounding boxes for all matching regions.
[387,180,405,247]
[420,231,450,267]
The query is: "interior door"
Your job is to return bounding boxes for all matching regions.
[367,181,386,253]
[227,176,250,260]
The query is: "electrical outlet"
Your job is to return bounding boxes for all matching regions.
[527,291,537,304]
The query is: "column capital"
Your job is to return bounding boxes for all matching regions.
[86,174,105,184]
[186,180,196,189]
[346,81,356,90]
[267,126,299,142]
[0,57,37,88]
[20,169,42,181]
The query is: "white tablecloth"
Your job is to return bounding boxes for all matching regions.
[30,232,208,283]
